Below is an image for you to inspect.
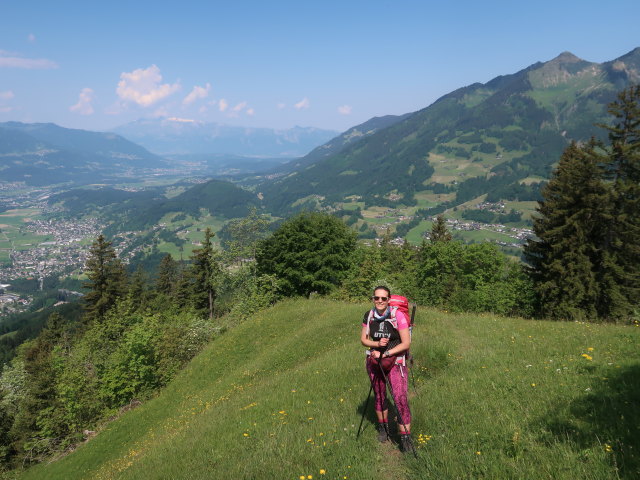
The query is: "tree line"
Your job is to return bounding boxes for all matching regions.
[524,85,640,321]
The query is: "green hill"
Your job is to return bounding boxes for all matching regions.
[273,114,412,173]
[50,179,258,232]
[16,298,640,480]
[259,48,640,214]
[0,122,166,186]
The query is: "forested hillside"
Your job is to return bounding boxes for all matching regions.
[49,179,259,232]
[259,48,640,214]
[0,122,165,185]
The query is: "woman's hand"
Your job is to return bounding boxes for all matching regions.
[371,350,381,359]
[378,338,389,347]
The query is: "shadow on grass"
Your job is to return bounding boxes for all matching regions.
[354,384,379,439]
[542,363,640,479]
[354,380,402,441]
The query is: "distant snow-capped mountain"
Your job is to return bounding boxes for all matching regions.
[111,118,339,157]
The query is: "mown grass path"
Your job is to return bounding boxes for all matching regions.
[11,299,640,480]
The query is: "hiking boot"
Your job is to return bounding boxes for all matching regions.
[376,423,389,442]
[400,434,413,453]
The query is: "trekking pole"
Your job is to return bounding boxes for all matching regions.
[376,354,418,458]
[409,304,418,395]
[356,377,375,439]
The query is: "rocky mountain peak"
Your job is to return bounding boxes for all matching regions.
[528,51,595,88]
[549,51,583,64]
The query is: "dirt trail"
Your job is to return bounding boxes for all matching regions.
[379,437,411,480]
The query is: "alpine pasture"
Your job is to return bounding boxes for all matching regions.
[9,298,640,480]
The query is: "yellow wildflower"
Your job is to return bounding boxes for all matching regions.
[319,469,326,475]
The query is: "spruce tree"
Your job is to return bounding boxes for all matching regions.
[524,141,608,320]
[189,228,222,319]
[155,254,178,296]
[82,235,128,321]
[596,85,640,318]
[128,266,149,311]
[173,259,191,308]
[430,214,452,242]
[9,312,69,459]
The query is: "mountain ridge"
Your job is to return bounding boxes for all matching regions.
[258,47,640,214]
[111,118,339,157]
[0,122,166,185]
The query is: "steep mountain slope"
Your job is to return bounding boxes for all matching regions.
[17,299,640,480]
[280,113,412,171]
[259,48,640,213]
[112,118,339,157]
[0,122,166,185]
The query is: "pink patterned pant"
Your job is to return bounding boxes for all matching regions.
[366,356,411,425]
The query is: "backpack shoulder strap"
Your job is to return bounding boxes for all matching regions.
[364,309,374,335]
[388,306,399,329]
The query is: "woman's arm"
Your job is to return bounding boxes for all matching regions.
[384,327,411,357]
[361,325,386,349]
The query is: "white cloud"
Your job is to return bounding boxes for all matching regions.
[28,34,36,43]
[0,90,14,100]
[232,101,247,112]
[116,65,180,107]
[0,106,12,113]
[0,51,58,69]
[294,97,310,110]
[246,108,255,116]
[219,98,228,112]
[69,88,95,115]
[183,83,211,105]
[277,102,286,110]
[338,105,352,115]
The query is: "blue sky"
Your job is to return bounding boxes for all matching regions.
[1,0,639,133]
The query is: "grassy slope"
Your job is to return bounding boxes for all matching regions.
[13,299,640,480]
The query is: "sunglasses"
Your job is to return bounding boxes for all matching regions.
[372,296,389,302]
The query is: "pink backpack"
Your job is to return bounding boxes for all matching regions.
[389,295,410,318]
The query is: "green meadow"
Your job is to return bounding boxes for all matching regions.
[0,209,51,254]
[10,299,640,480]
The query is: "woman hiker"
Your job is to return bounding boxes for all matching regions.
[360,285,413,452]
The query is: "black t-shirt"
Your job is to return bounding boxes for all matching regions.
[365,310,401,352]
